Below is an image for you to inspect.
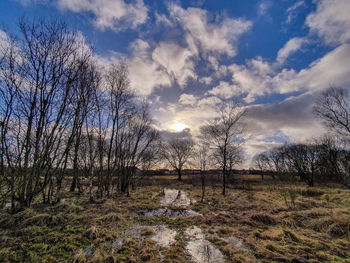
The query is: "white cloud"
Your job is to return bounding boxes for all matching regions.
[153,96,221,133]
[289,44,350,92]
[306,0,350,45]
[286,0,305,24]
[179,94,198,105]
[97,38,198,96]
[207,81,240,99]
[228,59,273,103]
[276,37,308,65]
[152,42,197,87]
[258,0,272,16]
[57,0,148,31]
[199,76,213,85]
[155,12,172,26]
[0,30,10,50]
[127,39,171,96]
[226,43,350,103]
[168,4,251,57]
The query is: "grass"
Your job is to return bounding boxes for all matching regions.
[0,175,350,262]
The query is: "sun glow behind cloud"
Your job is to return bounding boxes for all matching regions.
[171,122,187,132]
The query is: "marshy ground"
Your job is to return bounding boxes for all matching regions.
[1,175,350,262]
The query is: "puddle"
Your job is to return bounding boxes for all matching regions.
[226,236,245,250]
[113,225,177,248]
[151,225,177,248]
[185,226,224,263]
[134,208,201,218]
[160,189,194,207]
[185,225,205,240]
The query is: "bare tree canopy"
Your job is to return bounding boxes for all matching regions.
[314,87,350,138]
[0,18,160,210]
[0,17,97,210]
[313,87,350,187]
[161,137,195,181]
[200,101,246,195]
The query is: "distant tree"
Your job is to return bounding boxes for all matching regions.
[200,101,246,195]
[314,136,341,182]
[252,152,270,180]
[286,143,320,187]
[161,137,195,181]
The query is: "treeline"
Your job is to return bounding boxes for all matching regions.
[253,137,350,187]
[253,86,350,189]
[0,19,159,212]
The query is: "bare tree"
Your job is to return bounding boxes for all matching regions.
[0,18,94,210]
[314,87,350,138]
[314,87,350,187]
[196,141,210,203]
[200,101,246,195]
[67,59,100,195]
[252,152,270,180]
[104,63,134,196]
[161,137,195,181]
[118,102,159,195]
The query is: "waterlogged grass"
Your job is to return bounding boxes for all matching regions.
[0,176,350,262]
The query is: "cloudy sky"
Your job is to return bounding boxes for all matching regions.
[1,0,350,166]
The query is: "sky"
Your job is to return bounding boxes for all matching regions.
[1,0,350,167]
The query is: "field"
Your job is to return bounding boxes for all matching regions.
[1,175,350,263]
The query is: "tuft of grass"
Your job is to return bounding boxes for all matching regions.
[73,249,87,263]
[140,227,156,237]
[265,243,278,252]
[216,227,233,236]
[85,226,99,240]
[300,188,324,197]
[22,213,65,227]
[97,212,119,223]
[283,229,299,242]
[163,246,186,262]
[251,213,276,225]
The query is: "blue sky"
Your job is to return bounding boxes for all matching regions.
[1,0,350,164]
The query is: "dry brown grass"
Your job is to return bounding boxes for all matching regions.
[0,175,350,262]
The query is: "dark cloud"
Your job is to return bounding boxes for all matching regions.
[159,128,193,141]
[246,92,319,133]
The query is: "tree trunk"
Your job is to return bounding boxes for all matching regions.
[201,171,205,203]
[222,169,226,196]
[177,169,182,181]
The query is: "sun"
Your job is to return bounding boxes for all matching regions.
[172,122,187,132]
